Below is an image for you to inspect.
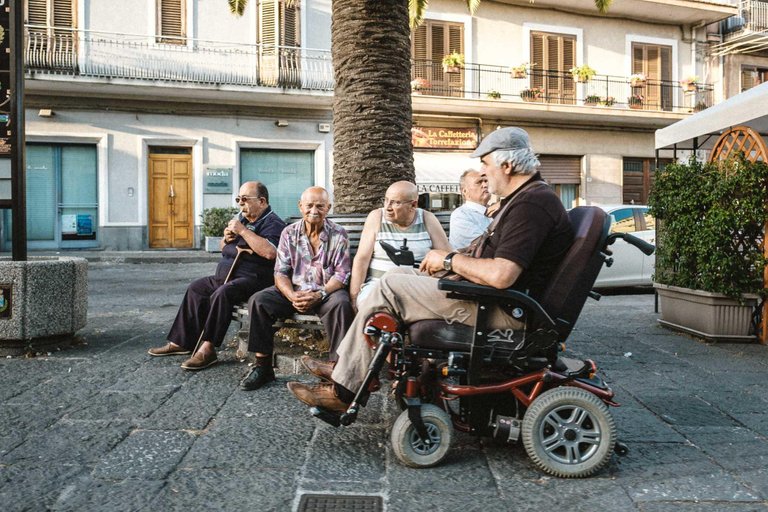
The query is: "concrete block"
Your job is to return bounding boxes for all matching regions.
[0,256,88,352]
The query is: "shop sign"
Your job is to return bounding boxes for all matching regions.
[0,285,11,319]
[0,3,11,156]
[204,166,233,194]
[418,183,460,194]
[412,127,478,150]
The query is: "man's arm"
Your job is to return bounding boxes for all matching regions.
[275,274,297,303]
[424,210,452,251]
[227,218,277,259]
[349,210,381,305]
[420,250,522,289]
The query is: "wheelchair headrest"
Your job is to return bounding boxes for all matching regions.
[538,206,610,339]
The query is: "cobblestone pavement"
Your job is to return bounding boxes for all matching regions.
[2,258,768,511]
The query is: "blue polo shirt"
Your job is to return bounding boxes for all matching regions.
[215,206,286,285]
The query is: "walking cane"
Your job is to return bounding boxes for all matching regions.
[190,245,254,356]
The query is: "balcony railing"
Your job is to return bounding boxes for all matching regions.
[412,61,713,113]
[722,0,768,34]
[25,26,713,113]
[24,26,335,91]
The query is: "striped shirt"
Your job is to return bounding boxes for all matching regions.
[366,208,433,282]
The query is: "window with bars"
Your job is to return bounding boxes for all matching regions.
[25,0,76,69]
[411,20,464,97]
[530,31,575,105]
[741,65,768,92]
[631,43,673,111]
[157,0,186,45]
[257,0,301,87]
[26,0,74,32]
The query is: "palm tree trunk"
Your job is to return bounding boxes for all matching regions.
[331,0,415,213]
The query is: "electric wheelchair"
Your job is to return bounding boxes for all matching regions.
[310,206,654,477]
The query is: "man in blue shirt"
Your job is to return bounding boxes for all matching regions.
[449,169,492,248]
[148,181,286,372]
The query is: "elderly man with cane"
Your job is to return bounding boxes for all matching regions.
[148,181,286,372]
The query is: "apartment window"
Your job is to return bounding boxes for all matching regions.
[623,158,671,204]
[26,0,76,69]
[530,31,575,105]
[539,155,581,208]
[26,0,74,32]
[411,20,464,97]
[741,66,768,92]
[631,43,673,111]
[157,0,186,45]
[257,0,301,86]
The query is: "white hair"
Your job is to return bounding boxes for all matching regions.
[490,148,540,175]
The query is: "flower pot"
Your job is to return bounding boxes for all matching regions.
[511,70,526,79]
[205,236,223,253]
[681,82,697,93]
[630,79,646,87]
[521,95,539,102]
[654,284,759,341]
[628,103,643,110]
[411,90,422,95]
[584,100,599,106]
[443,64,461,74]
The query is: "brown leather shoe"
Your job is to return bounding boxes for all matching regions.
[180,350,218,371]
[300,355,336,381]
[148,343,191,357]
[287,382,349,413]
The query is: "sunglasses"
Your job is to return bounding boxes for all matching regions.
[235,195,261,203]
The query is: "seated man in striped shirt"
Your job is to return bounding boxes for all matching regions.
[351,181,451,309]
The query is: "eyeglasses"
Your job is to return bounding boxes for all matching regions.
[235,195,261,203]
[383,198,413,207]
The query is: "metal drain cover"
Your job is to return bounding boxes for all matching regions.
[298,494,382,512]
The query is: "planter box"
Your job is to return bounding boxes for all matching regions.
[654,284,759,342]
[205,236,223,253]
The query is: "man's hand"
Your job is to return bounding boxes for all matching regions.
[419,249,450,275]
[226,218,245,236]
[291,290,322,313]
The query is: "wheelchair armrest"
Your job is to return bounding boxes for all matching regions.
[437,279,557,329]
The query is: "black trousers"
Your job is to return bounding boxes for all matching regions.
[247,286,354,361]
[168,275,266,349]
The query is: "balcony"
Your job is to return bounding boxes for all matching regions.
[716,0,768,54]
[24,26,712,118]
[412,61,713,114]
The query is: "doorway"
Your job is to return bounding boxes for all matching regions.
[148,147,193,248]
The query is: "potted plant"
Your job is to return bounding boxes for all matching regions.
[627,93,644,109]
[487,89,502,100]
[648,156,768,341]
[584,94,601,106]
[569,64,597,83]
[442,52,465,73]
[680,76,699,92]
[693,100,709,112]
[520,87,543,102]
[629,73,647,87]
[601,96,616,107]
[410,77,430,95]
[201,207,239,252]
[510,62,532,79]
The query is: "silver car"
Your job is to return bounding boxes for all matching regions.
[593,205,655,287]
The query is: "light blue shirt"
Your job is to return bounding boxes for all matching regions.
[449,201,492,249]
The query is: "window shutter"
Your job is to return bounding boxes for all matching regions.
[539,156,581,184]
[259,0,278,48]
[26,0,48,27]
[531,32,544,89]
[446,23,463,86]
[159,0,186,44]
[281,1,300,47]
[52,0,73,28]
[412,24,428,80]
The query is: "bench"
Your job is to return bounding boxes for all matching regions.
[232,211,452,348]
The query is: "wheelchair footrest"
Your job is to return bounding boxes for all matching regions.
[310,406,341,427]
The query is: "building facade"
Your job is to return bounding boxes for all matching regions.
[0,0,737,250]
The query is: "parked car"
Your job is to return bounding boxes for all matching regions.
[593,205,655,287]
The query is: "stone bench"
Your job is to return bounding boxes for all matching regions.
[232,212,451,351]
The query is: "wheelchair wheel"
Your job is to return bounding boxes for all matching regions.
[522,387,616,478]
[391,404,452,468]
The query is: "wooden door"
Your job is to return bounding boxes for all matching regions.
[148,151,193,248]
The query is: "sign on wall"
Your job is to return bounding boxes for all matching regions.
[0,284,11,319]
[204,166,233,194]
[412,127,478,150]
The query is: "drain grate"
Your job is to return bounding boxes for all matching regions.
[298,494,382,512]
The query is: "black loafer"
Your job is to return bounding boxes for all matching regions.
[240,365,276,391]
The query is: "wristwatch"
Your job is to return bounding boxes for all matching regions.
[318,289,328,301]
[443,252,458,272]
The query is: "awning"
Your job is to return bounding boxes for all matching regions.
[413,151,478,193]
[655,81,768,150]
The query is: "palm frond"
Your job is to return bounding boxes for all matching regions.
[594,0,613,14]
[409,0,429,29]
[228,0,248,17]
[466,0,482,15]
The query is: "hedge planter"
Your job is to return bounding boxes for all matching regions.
[654,284,759,342]
[205,236,223,253]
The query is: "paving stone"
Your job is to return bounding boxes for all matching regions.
[388,441,494,491]
[49,475,165,512]
[611,408,688,443]
[2,419,131,465]
[387,491,509,512]
[92,430,195,480]
[638,502,768,511]
[0,463,89,512]
[65,390,174,422]
[138,380,234,431]
[150,468,296,511]
[639,396,739,428]
[304,423,388,483]
[624,470,762,503]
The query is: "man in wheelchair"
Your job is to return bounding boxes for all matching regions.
[287,127,575,412]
